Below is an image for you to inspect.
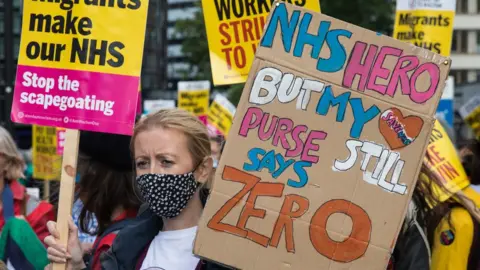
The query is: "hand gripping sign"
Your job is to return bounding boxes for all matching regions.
[194,2,450,269]
[10,1,148,269]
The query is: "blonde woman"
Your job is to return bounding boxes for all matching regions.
[44,109,230,270]
[0,126,54,234]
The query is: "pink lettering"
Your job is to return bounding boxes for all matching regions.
[409,63,440,104]
[342,42,378,91]
[239,107,263,137]
[386,56,419,97]
[301,131,327,164]
[367,47,402,95]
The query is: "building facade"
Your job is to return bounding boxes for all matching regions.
[451,0,480,84]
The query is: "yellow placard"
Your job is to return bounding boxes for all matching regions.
[32,125,62,180]
[19,1,148,76]
[424,120,469,202]
[207,94,236,137]
[202,0,321,85]
[393,0,455,57]
[459,95,480,139]
[178,81,210,122]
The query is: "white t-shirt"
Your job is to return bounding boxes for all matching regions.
[140,226,200,270]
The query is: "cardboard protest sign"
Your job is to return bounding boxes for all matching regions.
[178,81,210,124]
[202,0,320,85]
[207,94,236,138]
[393,0,455,56]
[423,120,469,203]
[32,126,62,180]
[195,2,450,269]
[144,99,176,115]
[10,0,148,135]
[459,95,480,139]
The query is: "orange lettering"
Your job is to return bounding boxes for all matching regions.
[207,166,260,238]
[270,194,309,252]
[238,182,284,247]
[309,199,371,263]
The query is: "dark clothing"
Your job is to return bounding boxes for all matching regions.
[100,208,230,270]
[391,222,430,270]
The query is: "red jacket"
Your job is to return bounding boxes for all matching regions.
[90,209,138,270]
[0,181,55,243]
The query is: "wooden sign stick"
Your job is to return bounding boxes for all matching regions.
[53,129,80,270]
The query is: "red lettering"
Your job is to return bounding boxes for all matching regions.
[238,182,284,247]
[270,194,309,252]
[230,21,241,43]
[233,46,246,68]
[241,19,254,42]
[310,199,371,263]
[221,47,233,70]
[219,23,231,46]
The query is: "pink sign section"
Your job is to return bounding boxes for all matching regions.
[56,129,65,155]
[11,65,139,135]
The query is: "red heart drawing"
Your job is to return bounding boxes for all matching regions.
[379,108,424,150]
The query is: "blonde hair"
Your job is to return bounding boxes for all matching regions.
[132,109,212,170]
[0,126,25,180]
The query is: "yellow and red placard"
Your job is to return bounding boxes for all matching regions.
[207,94,236,137]
[178,81,210,124]
[459,95,480,139]
[423,120,470,202]
[202,0,321,85]
[393,0,455,57]
[32,125,62,180]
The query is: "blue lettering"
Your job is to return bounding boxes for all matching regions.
[259,150,276,173]
[243,147,266,172]
[316,86,350,122]
[293,16,329,58]
[260,3,300,52]
[288,161,312,188]
[349,98,380,138]
[317,29,352,72]
[272,154,295,179]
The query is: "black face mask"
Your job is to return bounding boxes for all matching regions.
[137,172,199,218]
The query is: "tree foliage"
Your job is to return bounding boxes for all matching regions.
[175,0,395,105]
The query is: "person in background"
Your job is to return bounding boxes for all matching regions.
[0,126,53,269]
[45,131,141,270]
[209,135,223,169]
[45,109,229,270]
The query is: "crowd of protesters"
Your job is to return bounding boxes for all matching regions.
[0,109,479,270]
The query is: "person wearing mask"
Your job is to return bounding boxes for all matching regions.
[44,109,229,270]
[44,131,141,270]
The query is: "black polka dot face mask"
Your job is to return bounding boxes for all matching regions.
[137,173,199,218]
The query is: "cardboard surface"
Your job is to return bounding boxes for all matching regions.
[201,0,320,85]
[195,2,450,270]
[10,0,148,135]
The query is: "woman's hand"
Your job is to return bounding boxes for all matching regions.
[43,219,86,269]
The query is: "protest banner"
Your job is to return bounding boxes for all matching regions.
[178,81,210,124]
[422,120,469,203]
[459,95,480,139]
[393,0,455,56]
[32,125,62,181]
[10,1,148,268]
[194,2,450,269]
[207,94,236,138]
[202,0,321,85]
[11,0,147,135]
[144,99,176,115]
